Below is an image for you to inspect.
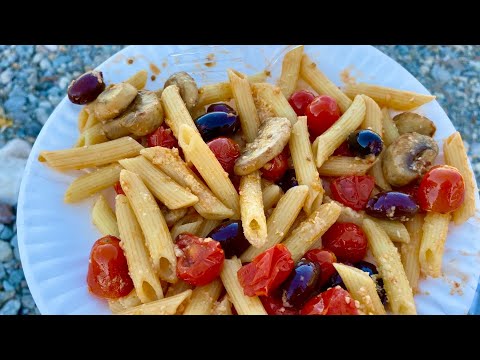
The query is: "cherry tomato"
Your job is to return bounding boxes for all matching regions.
[300,286,359,315]
[87,235,134,299]
[288,90,316,116]
[304,249,337,287]
[145,125,178,149]
[322,223,368,263]
[418,165,465,213]
[260,290,298,315]
[331,175,375,211]
[113,181,125,195]
[261,151,289,182]
[207,137,240,175]
[305,95,341,139]
[332,141,354,156]
[176,234,225,286]
[237,244,294,297]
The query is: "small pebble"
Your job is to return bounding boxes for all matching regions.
[0,240,13,262]
[0,203,14,224]
[0,298,21,315]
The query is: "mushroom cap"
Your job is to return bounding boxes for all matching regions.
[164,72,199,111]
[393,112,436,137]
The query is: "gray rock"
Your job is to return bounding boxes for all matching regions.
[34,107,49,125]
[10,234,17,248]
[8,269,24,288]
[0,240,13,261]
[0,68,13,84]
[0,263,6,280]
[4,96,26,113]
[21,294,35,309]
[0,299,21,315]
[0,290,15,307]
[39,58,51,71]
[13,246,20,261]
[2,280,14,292]
[0,226,13,240]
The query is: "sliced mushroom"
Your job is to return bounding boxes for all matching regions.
[103,90,164,139]
[93,83,138,120]
[393,112,436,137]
[234,117,291,176]
[382,132,439,187]
[164,72,198,111]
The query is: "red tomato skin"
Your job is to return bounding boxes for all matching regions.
[418,165,465,213]
[237,244,294,297]
[261,151,289,182]
[331,175,375,211]
[113,181,125,195]
[176,234,225,286]
[87,235,134,299]
[304,249,337,287]
[260,290,299,315]
[145,125,179,149]
[207,137,241,175]
[305,95,341,139]
[332,141,354,157]
[288,90,316,116]
[300,287,359,315]
[322,223,368,263]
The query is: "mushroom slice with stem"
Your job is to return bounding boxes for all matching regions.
[382,132,439,187]
[103,90,164,140]
[234,117,292,176]
[93,82,138,120]
[164,72,199,111]
[393,112,436,137]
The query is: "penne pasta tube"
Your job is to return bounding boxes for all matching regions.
[92,194,119,237]
[241,185,309,262]
[64,163,122,203]
[282,202,341,262]
[262,183,284,212]
[401,214,424,291]
[360,95,383,134]
[313,95,366,168]
[419,212,450,278]
[119,156,198,209]
[240,171,267,247]
[362,218,416,315]
[443,132,476,225]
[117,290,192,315]
[333,263,386,315]
[178,125,240,218]
[317,156,377,177]
[220,257,267,315]
[170,213,204,240]
[125,70,148,90]
[39,136,143,171]
[251,82,297,125]
[197,219,222,238]
[381,108,400,146]
[116,194,164,303]
[368,153,391,191]
[212,296,233,315]
[108,290,142,314]
[165,279,193,297]
[344,83,436,111]
[142,147,234,220]
[228,69,260,143]
[78,106,90,132]
[120,170,177,283]
[300,54,352,113]
[278,45,304,98]
[162,207,188,228]
[183,279,223,315]
[82,122,108,146]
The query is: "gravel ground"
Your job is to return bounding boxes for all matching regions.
[0,45,478,315]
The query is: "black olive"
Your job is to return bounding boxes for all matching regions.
[347,129,383,158]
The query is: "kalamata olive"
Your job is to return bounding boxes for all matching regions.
[354,260,378,276]
[365,191,419,221]
[326,272,346,290]
[282,259,320,308]
[347,129,383,158]
[354,261,386,304]
[276,168,298,193]
[206,103,236,115]
[195,111,240,142]
[207,220,250,259]
[375,278,388,305]
[67,71,105,105]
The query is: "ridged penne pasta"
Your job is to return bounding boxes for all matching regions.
[117,290,192,315]
[333,263,386,315]
[161,85,200,139]
[228,69,260,142]
[344,83,435,111]
[78,106,90,132]
[278,45,304,98]
[125,70,148,90]
[300,54,352,113]
[220,257,267,315]
[119,156,198,209]
[120,170,177,283]
[39,136,143,171]
[116,194,164,303]
[368,153,391,191]
[251,83,297,125]
[419,212,450,278]
[317,156,377,177]
[362,218,416,315]
[290,116,323,213]
[108,290,142,314]
[162,207,188,228]
[183,279,223,315]
[241,185,309,262]
[142,147,234,220]
[282,202,341,262]
[170,213,204,240]
[165,279,193,297]
[178,125,240,218]
[83,122,108,146]
[212,296,233,315]
[381,108,400,146]
[240,171,267,247]
[262,182,284,212]
[197,219,222,238]
[401,214,424,291]
[92,194,119,237]
[444,131,476,225]
[360,95,383,134]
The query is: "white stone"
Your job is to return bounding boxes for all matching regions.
[43,45,58,52]
[0,139,32,205]
[0,240,13,262]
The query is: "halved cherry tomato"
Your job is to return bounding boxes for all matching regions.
[176,234,225,286]
[237,244,294,297]
[418,165,465,213]
[288,90,316,116]
[87,235,134,299]
[300,286,359,315]
[305,95,341,139]
[113,181,125,195]
[304,249,337,287]
[261,151,289,182]
[260,290,298,315]
[332,141,354,157]
[331,175,375,211]
[322,223,367,263]
[145,125,178,149]
[207,137,241,175]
